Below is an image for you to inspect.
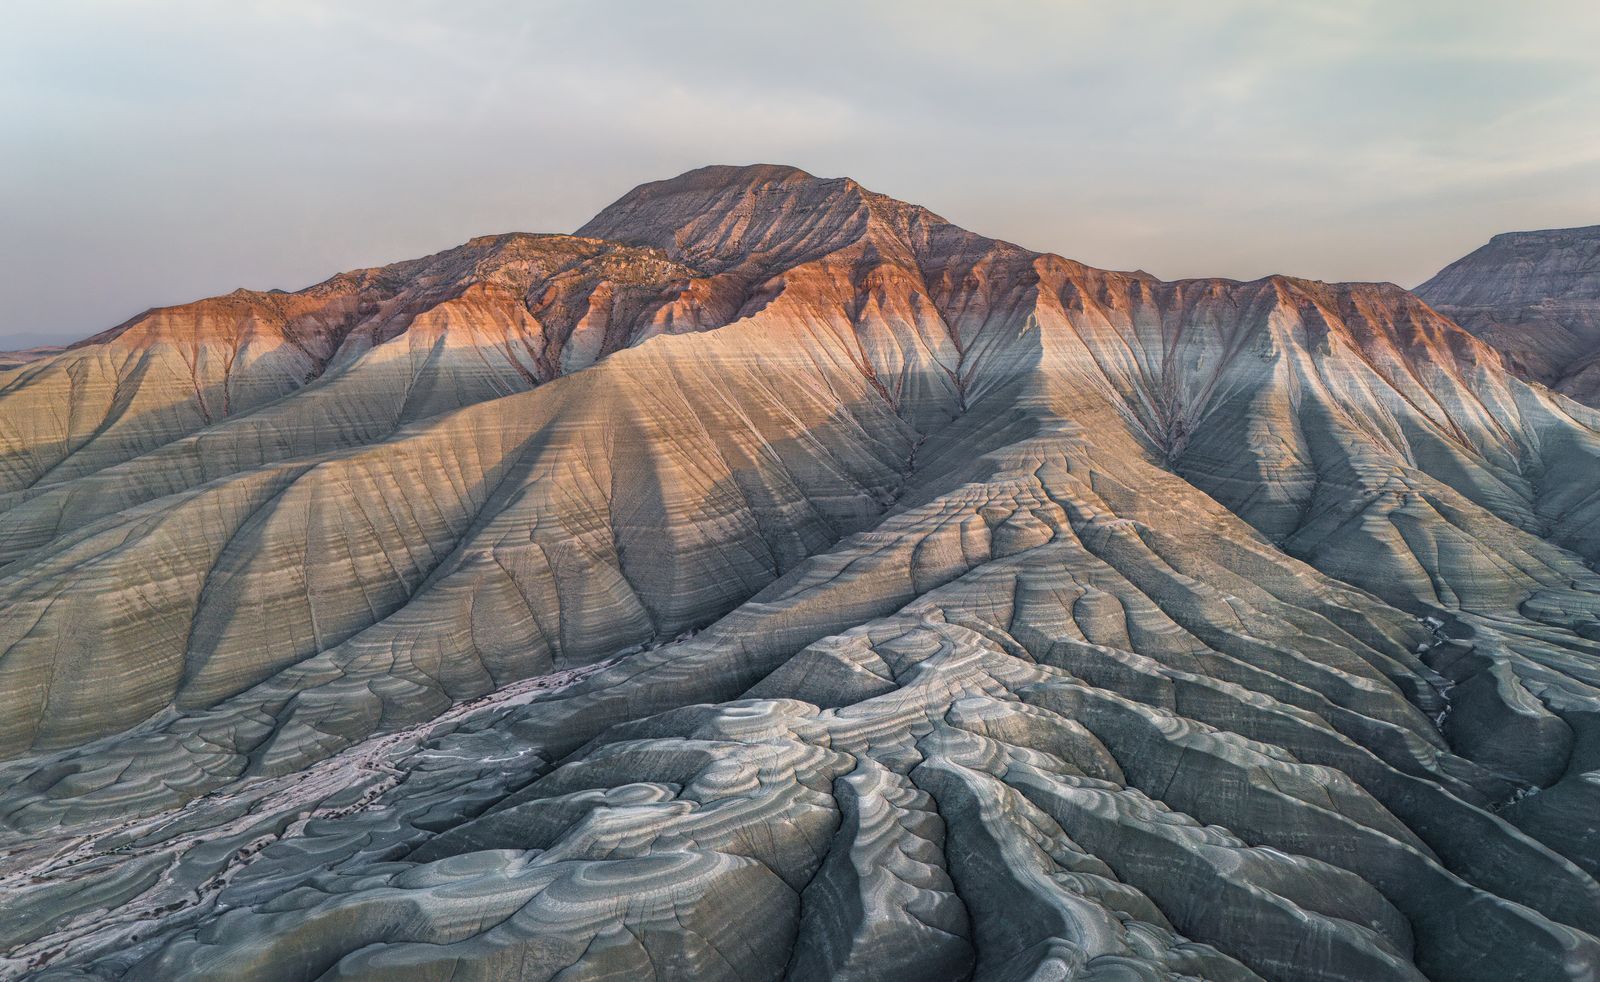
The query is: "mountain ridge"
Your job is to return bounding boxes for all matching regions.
[4,165,1600,980]
[0,165,1576,753]
[27,163,1492,382]
[1417,223,1600,405]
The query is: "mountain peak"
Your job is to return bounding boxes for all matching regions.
[577,163,958,274]
[616,162,824,194]
[1418,224,1600,308]
[1487,223,1600,247]
[11,163,1600,982]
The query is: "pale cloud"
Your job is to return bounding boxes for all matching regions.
[2,0,1598,344]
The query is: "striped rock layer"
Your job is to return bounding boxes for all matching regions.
[3,166,1600,981]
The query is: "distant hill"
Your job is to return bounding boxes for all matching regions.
[1417,224,1600,405]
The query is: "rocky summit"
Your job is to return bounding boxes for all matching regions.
[4,165,1600,981]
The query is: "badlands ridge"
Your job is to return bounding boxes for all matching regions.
[2,166,1600,980]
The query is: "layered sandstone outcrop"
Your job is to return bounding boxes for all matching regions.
[1418,225,1600,404]
[3,166,1600,981]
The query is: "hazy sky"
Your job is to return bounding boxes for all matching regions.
[4,1,1599,345]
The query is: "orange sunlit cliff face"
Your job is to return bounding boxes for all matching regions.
[3,164,1600,981]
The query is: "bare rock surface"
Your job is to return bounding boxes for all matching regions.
[1417,225,1600,404]
[3,166,1600,980]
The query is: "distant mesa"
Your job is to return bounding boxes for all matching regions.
[1417,223,1600,405]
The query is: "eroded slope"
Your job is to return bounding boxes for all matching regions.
[3,166,1600,981]
[1417,225,1600,405]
